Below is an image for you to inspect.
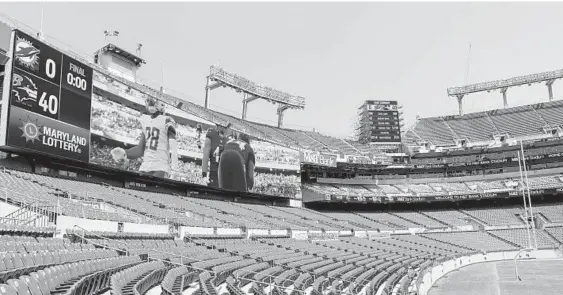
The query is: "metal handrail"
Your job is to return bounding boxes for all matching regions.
[146,256,214,275]
[0,186,48,205]
[0,216,21,226]
[234,266,298,285]
[72,234,129,254]
[0,188,58,227]
[0,164,151,225]
[147,247,231,281]
[240,277,307,295]
[147,248,207,264]
[71,225,129,248]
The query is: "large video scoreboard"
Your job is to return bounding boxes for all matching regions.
[0,30,93,162]
[362,100,401,143]
[0,29,303,198]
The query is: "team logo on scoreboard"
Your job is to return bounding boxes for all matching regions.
[12,73,38,107]
[14,36,40,71]
[18,117,43,144]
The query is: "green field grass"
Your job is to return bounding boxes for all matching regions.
[428,260,563,295]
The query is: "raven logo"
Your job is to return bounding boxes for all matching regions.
[18,117,42,144]
[14,36,40,71]
[12,73,38,107]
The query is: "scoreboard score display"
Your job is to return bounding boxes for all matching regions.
[365,100,401,143]
[1,30,92,162]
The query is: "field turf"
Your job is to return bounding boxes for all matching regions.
[428,259,563,295]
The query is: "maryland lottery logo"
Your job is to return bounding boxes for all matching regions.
[19,117,42,144]
[17,116,87,154]
[14,36,40,71]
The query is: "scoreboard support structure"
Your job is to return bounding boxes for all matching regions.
[242,93,258,120]
[277,104,291,129]
[204,66,305,128]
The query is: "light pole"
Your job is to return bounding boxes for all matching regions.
[136,43,143,57]
[104,30,120,42]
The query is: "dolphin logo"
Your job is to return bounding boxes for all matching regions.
[15,46,40,59]
[14,37,40,71]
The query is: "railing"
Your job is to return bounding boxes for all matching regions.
[145,253,216,281]
[0,169,168,226]
[240,277,307,295]
[71,225,129,253]
[0,186,47,206]
[103,186,169,225]
[0,216,20,225]
[0,187,59,227]
[134,266,168,295]
[229,256,358,295]
[147,248,207,266]
[232,267,299,289]
[2,201,57,227]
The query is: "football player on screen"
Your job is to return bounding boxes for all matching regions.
[110,97,179,179]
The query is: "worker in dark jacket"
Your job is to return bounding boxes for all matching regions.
[201,122,231,188]
[219,133,255,192]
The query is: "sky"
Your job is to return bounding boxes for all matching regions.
[3,2,563,139]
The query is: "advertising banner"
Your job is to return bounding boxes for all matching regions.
[300,150,337,167]
[7,105,90,161]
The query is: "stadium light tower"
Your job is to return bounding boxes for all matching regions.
[136,43,143,57]
[448,69,563,116]
[103,30,119,42]
[204,66,305,128]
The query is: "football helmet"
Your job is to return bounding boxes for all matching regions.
[145,96,165,114]
[110,147,130,168]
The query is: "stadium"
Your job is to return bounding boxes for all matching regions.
[0,3,563,295]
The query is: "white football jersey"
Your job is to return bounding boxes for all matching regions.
[139,113,176,174]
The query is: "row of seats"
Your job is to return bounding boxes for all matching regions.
[305,175,563,198]
[405,100,563,146]
[109,261,165,295]
[0,248,118,282]
[0,255,140,295]
[18,226,554,295]
[6,165,563,231]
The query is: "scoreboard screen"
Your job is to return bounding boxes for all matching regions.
[0,30,302,198]
[1,30,92,162]
[364,100,401,143]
